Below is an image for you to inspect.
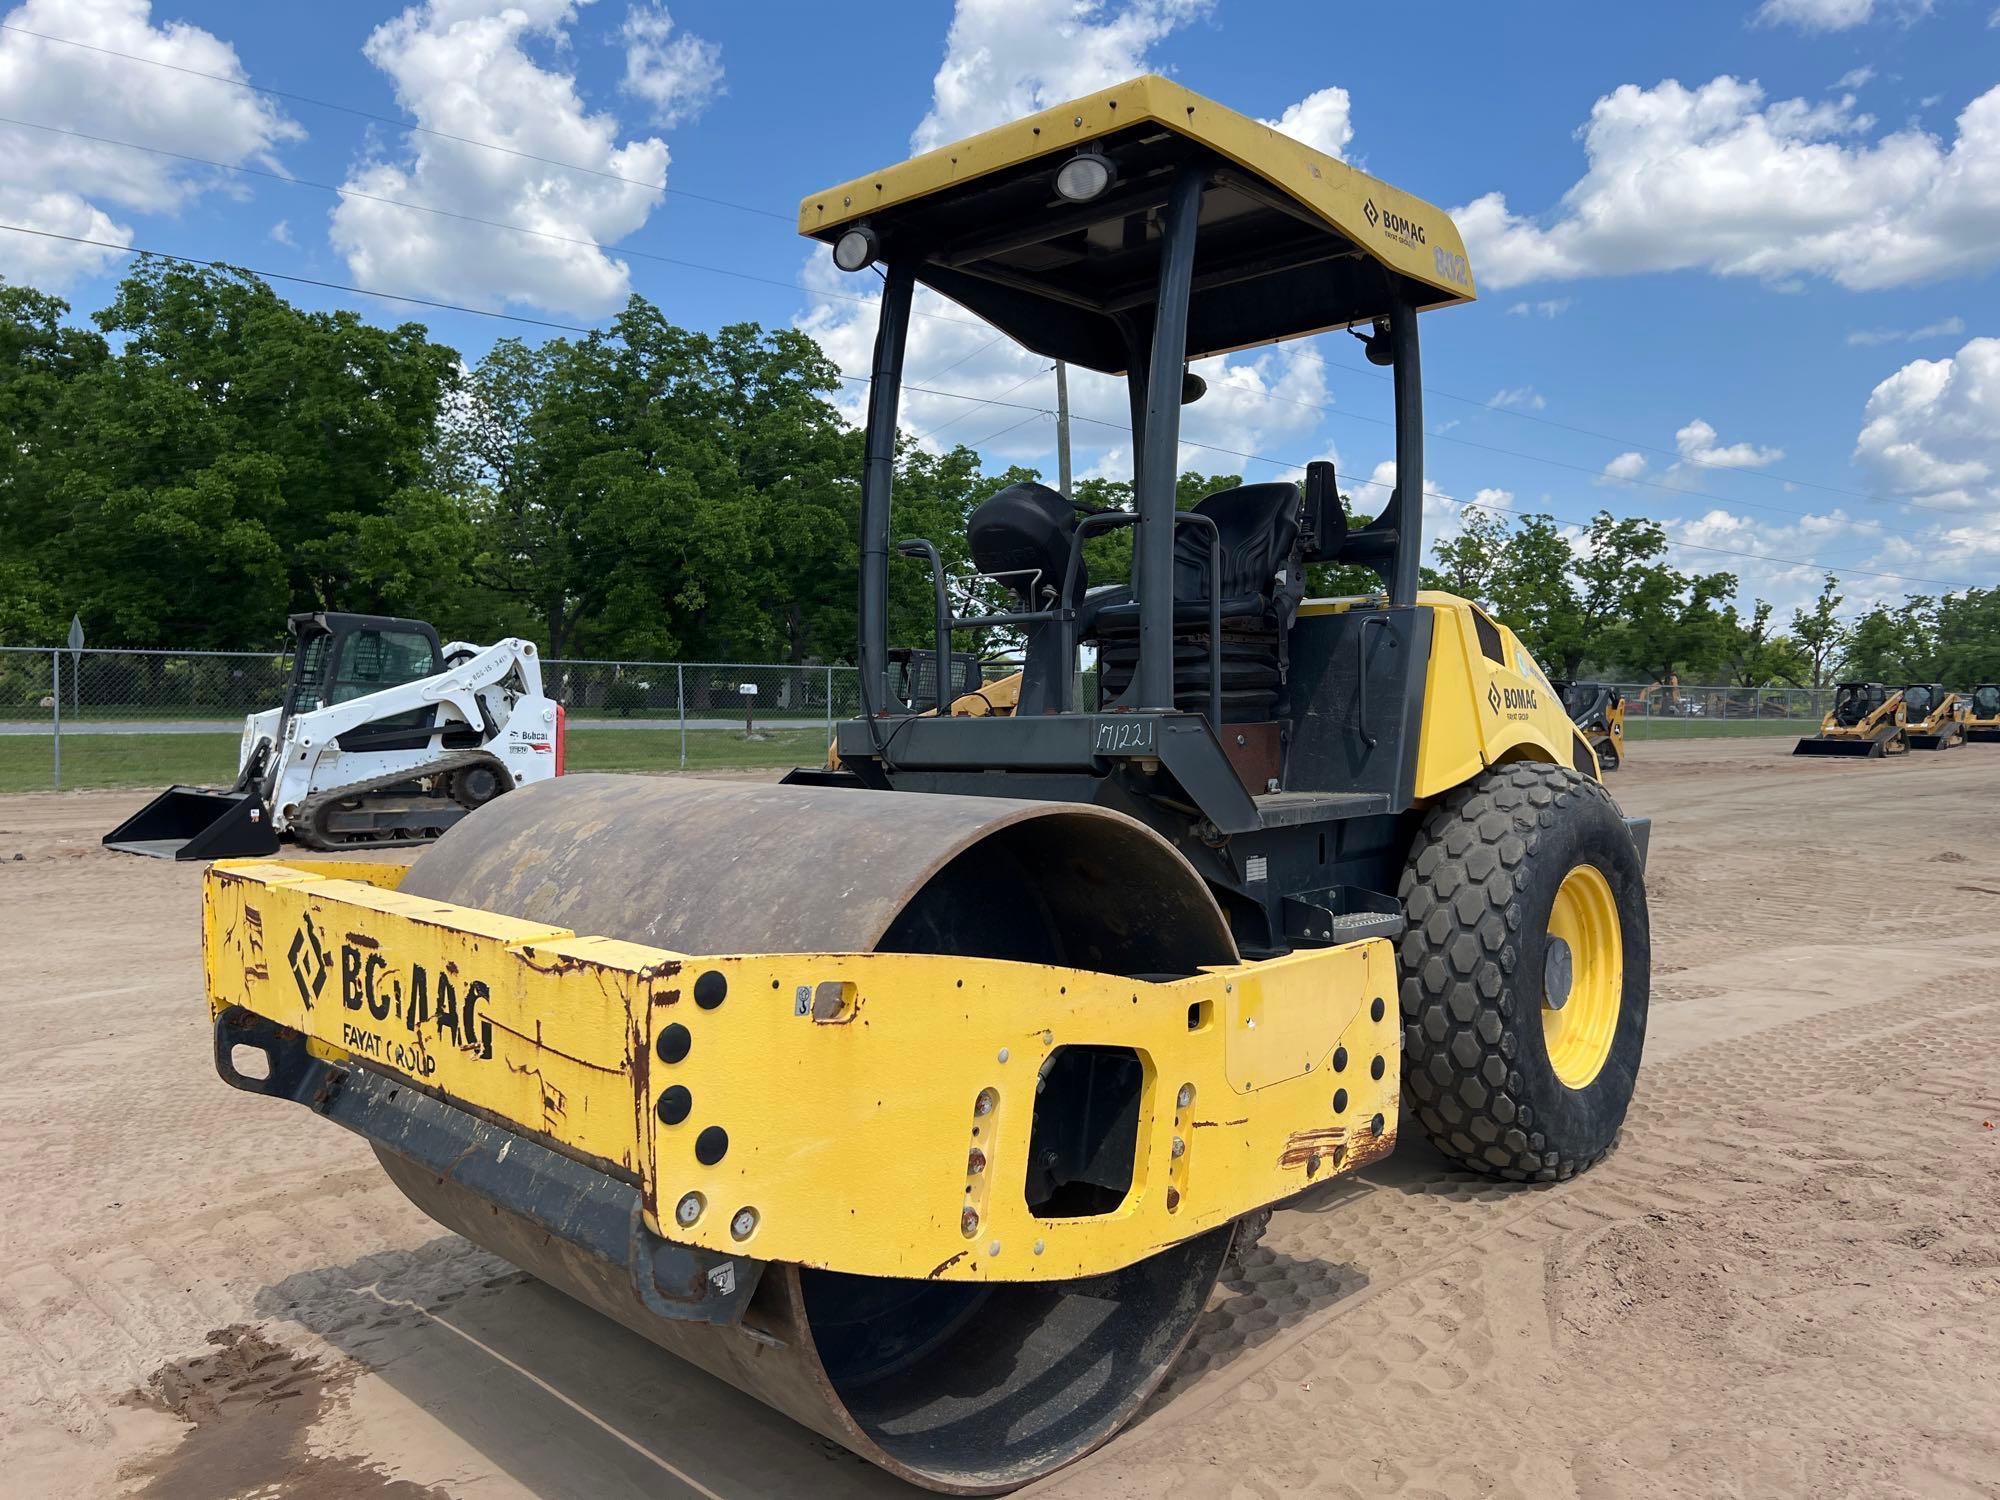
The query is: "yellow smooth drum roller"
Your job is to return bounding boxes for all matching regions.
[385,775,1243,1493]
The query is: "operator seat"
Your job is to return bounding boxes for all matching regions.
[1083,480,1322,719]
[967,480,1085,609]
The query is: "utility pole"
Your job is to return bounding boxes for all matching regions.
[1054,360,1073,499]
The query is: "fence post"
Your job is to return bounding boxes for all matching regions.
[825,665,834,747]
[50,647,61,792]
[677,663,687,771]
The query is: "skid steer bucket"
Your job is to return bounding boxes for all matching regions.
[1792,733,1893,757]
[102,786,279,861]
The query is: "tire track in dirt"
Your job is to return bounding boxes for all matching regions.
[4,750,2000,1498]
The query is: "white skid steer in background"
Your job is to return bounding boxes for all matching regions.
[105,612,563,860]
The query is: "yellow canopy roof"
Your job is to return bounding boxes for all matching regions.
[799,75,1475,374]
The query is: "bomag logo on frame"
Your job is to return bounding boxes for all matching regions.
[332,938,497,1076]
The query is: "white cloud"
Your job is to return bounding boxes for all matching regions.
[620,3,723,128]
[1506,298,1572,318]
[0,190,129,285]
[1634,338,2000,599]
[912,0,1211,153]
[1833,65,1877,90]
[1600,451,1649,484]
[807,0,1345,480]
[1488,386,1547,411]
[0,0,300,287]
[1752,0,1931,31]
[1363,459,1466,551]
[1259,86,1353,160]
[798,259,1328,475]
[1673,417,1784,476]
[268,218,294,247]
[332,0,685,317]
[1854,336,2000,511]
[1844,315,1963,345]
[1661,505,1866,613]
[1453,76,2000,291]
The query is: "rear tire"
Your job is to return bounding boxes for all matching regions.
[1397,762,1649,1182]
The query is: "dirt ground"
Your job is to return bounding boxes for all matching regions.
[2,738,1997,1499]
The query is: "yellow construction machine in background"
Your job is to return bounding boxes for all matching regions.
[1966,684,2000,743]
[1557,681,1626,771]
[1903,683,1969,750]
[1794,682,1908,758]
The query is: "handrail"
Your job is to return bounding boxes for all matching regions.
[943,506,1225,727]
[895,538,952,716]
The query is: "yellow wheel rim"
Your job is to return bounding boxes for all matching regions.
[1541,864,1623,1089]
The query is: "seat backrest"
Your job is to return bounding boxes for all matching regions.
[1172,482,1302,604]
[968,481,1083,604]
[1833,683,1883,726]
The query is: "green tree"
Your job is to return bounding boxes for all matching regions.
[0,283,107,642]
[1843,596,1940,682]
[1535,512,1681,679]
[1485,514,1588,673]
[449,302,757,658]
[1598,539,1738,686]
[1932,588,2000,686]
[1716,599,1807,687]
[1790,574,1847,690]
[6,260,464,648]
[1426,507,1508,603]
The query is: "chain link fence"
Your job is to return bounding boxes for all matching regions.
[0,646,878,792]
[0,642,1867,793]
[1600,683,1840,737]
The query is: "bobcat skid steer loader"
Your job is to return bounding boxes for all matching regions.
[105,612,561,860]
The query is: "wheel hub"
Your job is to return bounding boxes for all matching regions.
[1540,863,1623,1090]
[1543,936,1574,1011]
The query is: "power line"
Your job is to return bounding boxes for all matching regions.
[910,367,1055,445]
[848,373,1983,591]
[16,102,1943,541]
[0,223,599,333]
[8,17,1951,528]
[910,332,1012,388]
[0,220,1973,595]
[1238,357,1947,542]
[1315,350,1942,516]
[0,20,790,223]
[0,113,997,332]
[962,408,1052,452]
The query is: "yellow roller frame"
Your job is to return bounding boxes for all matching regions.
[1300,592,1590,792]
[204,860,1401,1284]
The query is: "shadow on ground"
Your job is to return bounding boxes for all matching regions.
[246,1136,1526,1497]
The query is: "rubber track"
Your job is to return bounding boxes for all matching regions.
[291,750,504,851]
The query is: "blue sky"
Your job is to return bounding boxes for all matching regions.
[4,0,1998,622]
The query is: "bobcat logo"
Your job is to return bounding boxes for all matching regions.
[287,913,330,1009]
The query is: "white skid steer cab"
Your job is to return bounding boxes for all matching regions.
[105,612,563,860]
